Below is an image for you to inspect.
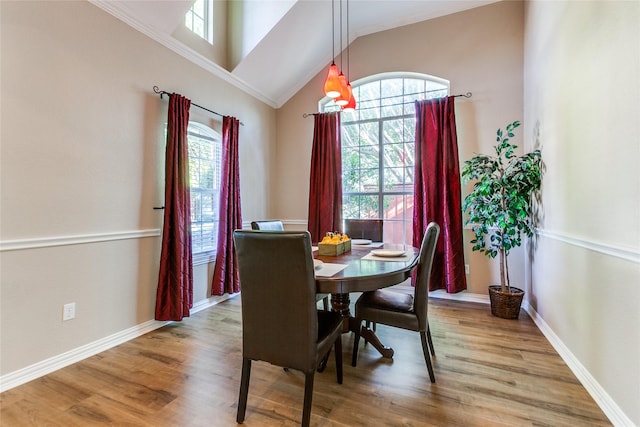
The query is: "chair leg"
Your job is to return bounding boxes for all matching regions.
[334,335,343,384]
[427,324,435,356]
[351,321,362,367]
[420,331,436,383]
[237,358,251,423]
[302,371,315,427]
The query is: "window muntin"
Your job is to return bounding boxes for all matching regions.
[322,73,449,245]
[186,122,221,263]
[185,0,213,44]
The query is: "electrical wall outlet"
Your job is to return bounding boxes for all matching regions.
[63,302,76,321]
[465,264,470,275]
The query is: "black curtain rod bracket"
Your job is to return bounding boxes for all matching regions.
[153,86,244,125]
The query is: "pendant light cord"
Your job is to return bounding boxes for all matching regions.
[339,0,343,71]
[331,0,335,64]
[346,0,349,78]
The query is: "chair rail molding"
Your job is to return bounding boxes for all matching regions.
[0,229,161,252]
[536,228,639,264]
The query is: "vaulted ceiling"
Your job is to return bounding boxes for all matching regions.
[90,0,499,108]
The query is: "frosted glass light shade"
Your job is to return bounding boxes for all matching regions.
[324,63,341,98]
[335,73,350,106]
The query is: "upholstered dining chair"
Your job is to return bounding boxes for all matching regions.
[250,220,329,311]
[233,230,344,427]
[351,222,440,383]
[343,219,384,242]
[250,220,285,231]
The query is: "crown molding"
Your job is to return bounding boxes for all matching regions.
[88,0,278,108]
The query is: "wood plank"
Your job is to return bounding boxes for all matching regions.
[0,295,611,426]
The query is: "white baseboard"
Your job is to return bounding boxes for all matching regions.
[429,289,490,304]
[0,293,238,393]
[523,302,633,427]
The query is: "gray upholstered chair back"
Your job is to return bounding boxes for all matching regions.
[233,230,318,371]
[250,220,285,231]
[413,222,440,330]
[351,222,440,382]
[343,219,383,241]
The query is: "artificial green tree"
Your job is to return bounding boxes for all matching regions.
[461,121,542,293]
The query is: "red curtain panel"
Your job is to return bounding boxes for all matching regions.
[211,116,242,295]
[307,112,342,243]
[155,93,194,320]
[413,97,467,293]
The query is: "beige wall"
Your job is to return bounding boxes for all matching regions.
[275,1,525,295]
[0,1,275,376]
[524,1,640,424]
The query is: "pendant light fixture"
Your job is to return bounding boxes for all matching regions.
[324,0,356,110]
[343,83,356,111]
[334,0,350,106]
[342,0,356,112]
[335,73,350,106]
[323,0,341,98]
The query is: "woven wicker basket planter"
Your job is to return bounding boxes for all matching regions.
[488,285,524,319]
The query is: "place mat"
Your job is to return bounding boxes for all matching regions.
[314,262,348,277]
[361,252,414,262]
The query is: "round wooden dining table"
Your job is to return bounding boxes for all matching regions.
[314,244,419,358]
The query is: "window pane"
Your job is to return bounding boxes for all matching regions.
[383,119,405,145]
[404,118,415,141]
[193,0,205,17]
[360,168,379,191]
[201,192,215,221]
[201,222,216,252]
[359,146,378,168]
[342,123,358,147]
[383,194,414,244]
[359,195,379,218]
[342,195,359,219]
[342,147,360,193]
[358,122,378,146]
[191,192,202,222]
[382,144,404,167]
[193,18,204,38]
[342,195,378,219]
[191,223,203,252]
[381,94,403,117]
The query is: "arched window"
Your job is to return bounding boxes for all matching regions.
[187,122,222,263]
[321,72,449,245]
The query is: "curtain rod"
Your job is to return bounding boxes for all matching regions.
[153,86,244,125]
[303,92,472,117]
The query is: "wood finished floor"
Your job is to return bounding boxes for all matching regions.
[1,293,611,426]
